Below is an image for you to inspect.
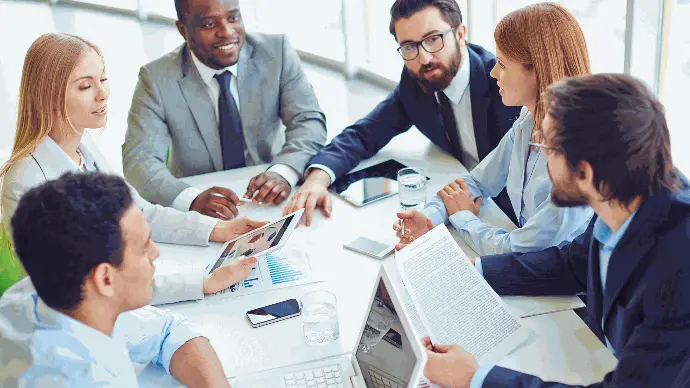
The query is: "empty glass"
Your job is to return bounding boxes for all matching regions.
[301,291,339,345]
[398,167,427,209]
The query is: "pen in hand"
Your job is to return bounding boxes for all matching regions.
[400,219,405,236]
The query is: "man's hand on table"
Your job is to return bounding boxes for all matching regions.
[423,337,478,388]
[283,169,332,227]
[392,210,434,246]
[190,186,241,219]
[439,179,482,217]
[245,172,292,205]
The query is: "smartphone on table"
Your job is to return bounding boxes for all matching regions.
[246,299,301,328]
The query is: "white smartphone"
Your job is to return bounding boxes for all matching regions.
[343,237,394,259]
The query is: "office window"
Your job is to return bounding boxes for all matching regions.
[242,0,345,62]
[661,0,690,175]
[362,0,467,81]
[141,0,177,19]
[72,0,138,11]
[494,0,626,74]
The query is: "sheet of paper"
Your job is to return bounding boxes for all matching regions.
[503,295,586,318]
[205,245,323,300]
[395,225,530,364]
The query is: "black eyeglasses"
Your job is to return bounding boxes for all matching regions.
[397,28,456,61]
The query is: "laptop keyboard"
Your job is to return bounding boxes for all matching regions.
[283,364,345,388]
[367,369,404,388]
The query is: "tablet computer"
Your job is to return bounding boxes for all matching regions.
[206,209,304,274]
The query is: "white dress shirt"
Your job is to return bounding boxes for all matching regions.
[439,47,479,170]
[0,278,204,386]
[172,52,300,211]
[309,47,479,183]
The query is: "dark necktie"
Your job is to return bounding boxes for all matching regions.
[437,91,463,164]
[214,71,246,170]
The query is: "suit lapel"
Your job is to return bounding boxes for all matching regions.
[31,138,80,180]
[586,228,606,344]
[178,45,223,171]
[236,40,257,146]
[467,46,491,160]
[600,193,670,329]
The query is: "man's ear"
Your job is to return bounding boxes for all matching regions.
[456,24,467,42]
[575,160,596,193]
[90,263,116,298]
[176,20,187,41]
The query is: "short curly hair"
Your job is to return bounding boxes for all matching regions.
[11,172,133,311]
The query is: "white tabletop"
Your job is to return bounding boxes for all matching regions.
[140,137,617,386]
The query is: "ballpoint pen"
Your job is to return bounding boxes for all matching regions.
[400,219,405,236]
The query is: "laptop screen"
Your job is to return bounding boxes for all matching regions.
[355,278,419,387]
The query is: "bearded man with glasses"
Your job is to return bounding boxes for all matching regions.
[284,0,521,227]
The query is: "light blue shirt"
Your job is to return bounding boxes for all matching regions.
[0,278,204,387]
[423,108,593,255]
[592,211,637,355]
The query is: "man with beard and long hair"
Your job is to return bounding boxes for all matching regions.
[422,74,690,388]
[283,0,522,226]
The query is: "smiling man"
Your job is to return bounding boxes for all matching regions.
[284,0,521,226]
[123,0,327,217]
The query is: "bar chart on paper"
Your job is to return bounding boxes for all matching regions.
[266,253,306,285]
[208,246,323,300]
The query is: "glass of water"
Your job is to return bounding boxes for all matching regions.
[398,167,427,209]
[358,297,398,352]
[301,290,339,345]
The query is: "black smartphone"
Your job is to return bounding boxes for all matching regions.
[383,328,403,348]
[246,299,301,328]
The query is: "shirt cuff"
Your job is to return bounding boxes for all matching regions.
[423,206,445,227]
[307,164,336,185]
[448,210,480,230]
[475,257,484,276]
[198,214,220,245]
[470,364,495,388]
[172,187,203,212]
[151,270,206,305]
[267,164,300,188]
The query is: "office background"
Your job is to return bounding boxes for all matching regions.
[0,0,688,176]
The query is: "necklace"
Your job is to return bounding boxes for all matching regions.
[76,148,85,171]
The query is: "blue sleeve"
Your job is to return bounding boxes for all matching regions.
[447,195,593,255]
[307,83,412,179]
[470,364,495,388]
[115,305,205,374]
[479,222,592,296]
[422,120,519,226]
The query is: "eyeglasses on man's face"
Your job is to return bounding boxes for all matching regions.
[397,28,456,61]
[528,139,560,155]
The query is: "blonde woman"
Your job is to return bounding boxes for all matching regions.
[0,33,262,302]
[395,3,594,255]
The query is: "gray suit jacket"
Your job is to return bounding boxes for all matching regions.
[123,33,327,207]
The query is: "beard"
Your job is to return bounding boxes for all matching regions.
[411,39,462,94]
[549,165,589,208]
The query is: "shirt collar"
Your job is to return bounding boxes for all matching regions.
[190,49,239,89]
[34,296,127,365]
[593,211,638,250]
[442,47,471,104]
[42,136,96,172]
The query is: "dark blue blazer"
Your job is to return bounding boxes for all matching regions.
[308,43,521,179]
[480,185,690,387]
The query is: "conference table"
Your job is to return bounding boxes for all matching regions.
[138,136,617,387]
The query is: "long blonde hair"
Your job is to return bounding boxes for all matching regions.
[0,33,102,179]
[494,3,591,134]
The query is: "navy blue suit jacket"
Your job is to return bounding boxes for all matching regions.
[309,43,521,179]
[480,185,690,387]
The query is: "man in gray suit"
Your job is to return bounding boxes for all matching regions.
[123,0,327,219]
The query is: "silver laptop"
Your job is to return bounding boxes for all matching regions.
[236,265,428,388]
